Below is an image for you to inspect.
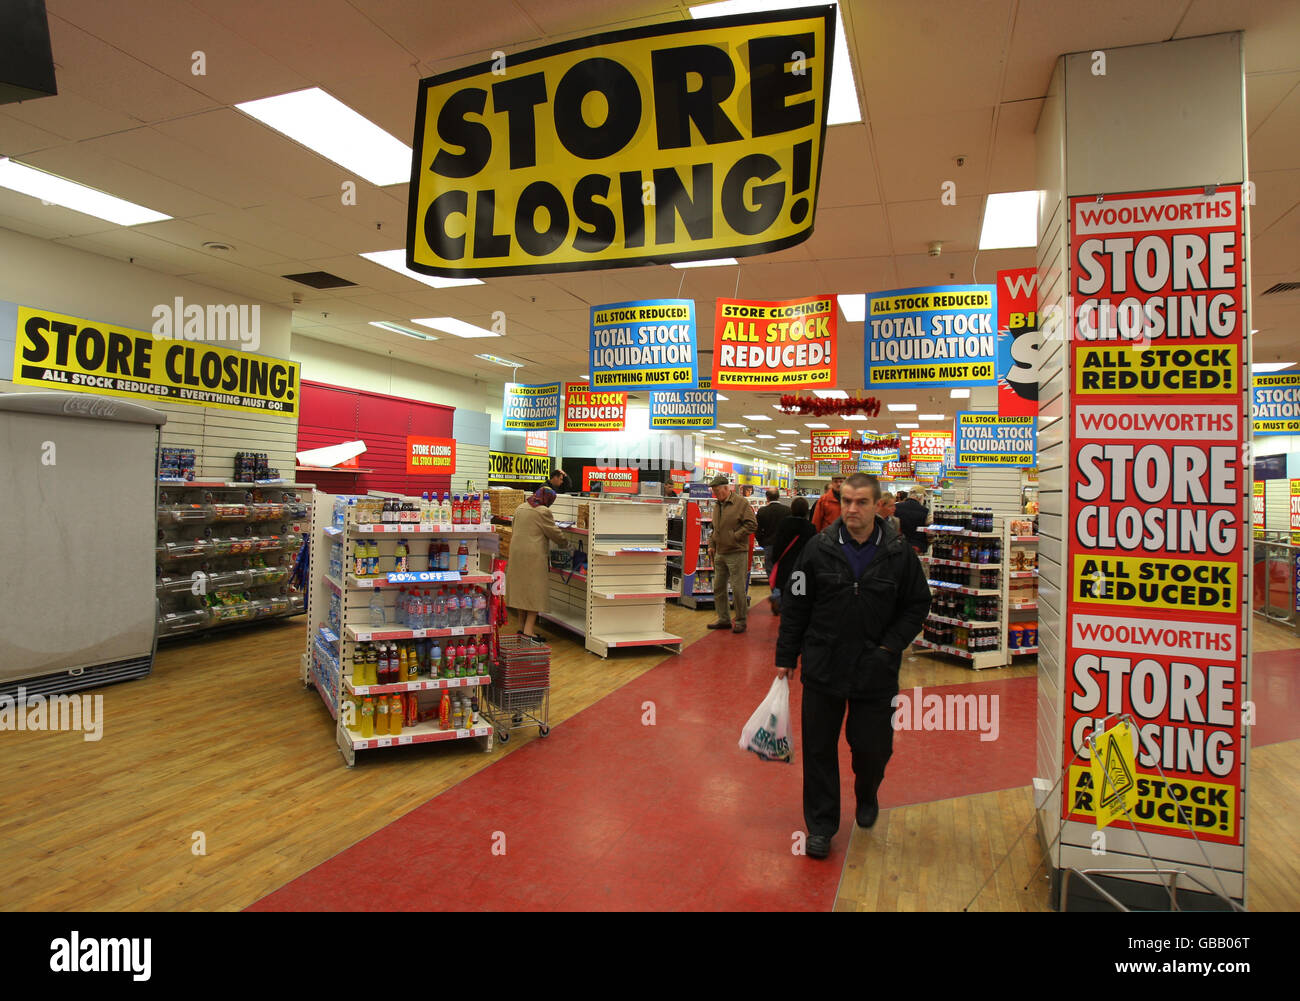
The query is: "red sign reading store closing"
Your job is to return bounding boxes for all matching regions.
[406,436,456,475]
[583,466,639,493]
[1063,186,1247,846]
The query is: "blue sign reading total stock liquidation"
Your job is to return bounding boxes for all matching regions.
[650,377,716,429]
[955,412,1036,467]
[865,284,998,390]
[590,298,698,390]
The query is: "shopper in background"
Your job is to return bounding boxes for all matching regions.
[895,489,930,554]
[810,475,845,532]
[775,472,931,860]
[506,486,566,640]
[707,475,758,634]
[878,491,900,535]
[755,487,790,605]
[548,469,571,494]
[767,496,815,615]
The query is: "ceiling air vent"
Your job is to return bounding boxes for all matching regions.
[282,271,357,289]
[1260,282,1300,296]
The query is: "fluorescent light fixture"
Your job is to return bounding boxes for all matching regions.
[950,388,971,399]
[813,390,848,399]
[800,439,811,443]
[369,320,437,341]
[887,404,917,412]
[756,434,776,439]
[979,190,1039,250]
[736,438,756,443]
[721,422,746,428]
[715,393,729,400]
[236,88,411,187]
[475,353,525,368]
[743,414,772,421]
[776,429,799,435]
[412,316,500,338]
[1252,362,1295,373]
[844,414,869,421]
[360,249,483,289]
[0,157,170,225]
[918,414,946,421]
[670,257,738,269]
[837,294,866,323]
[896,422,920,429]
[689,1,861,124]
[805,422,829,429]
[577,375,590,380]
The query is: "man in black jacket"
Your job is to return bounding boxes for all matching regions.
[754,488,790,612]
[895,489,929,553]
[775,472,931,860]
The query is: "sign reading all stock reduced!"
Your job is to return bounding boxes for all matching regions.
[1063,185,1247,847]
[864,285,997,390]
[711,296,836,389]
[406,8,834,278]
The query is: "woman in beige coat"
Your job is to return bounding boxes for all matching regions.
[506,486,566,639]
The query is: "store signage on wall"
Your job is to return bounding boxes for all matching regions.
[502,382,560,430]
[405,7,834,279]
[794,460,815,477]
[711,296,836,389]
[810,429,851,461]
[1062,185,1247,847]
[583,465,639,493]
[884,460,912,479]
[489,451,551,483]
[954,413,1036,466]
[908,430,953,463]
[11,306,299,417]
[590,299,697,389]
[405,436,456,474]
[996,267,1039,418]
[1251,373,1300,435]
[1292,480,1300,545]
[650,377,716,429]
[863,284,998,390]
[669,469,692,489]
[1252,481,1265,540]
[525,429,549,455]
[563,381,627,432]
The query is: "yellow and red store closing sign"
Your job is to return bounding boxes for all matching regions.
[583,466,639,493]
[405,437,456,475]
[810,429,851,461]
[908,430,953,464]
[711,296,837,390]
[11,306,299,417]
[1292,480,1300,545]
[1253,480,1266,540]
[1063,186,1247,845]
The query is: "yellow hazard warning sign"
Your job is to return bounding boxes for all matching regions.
[1089,721,1138,829]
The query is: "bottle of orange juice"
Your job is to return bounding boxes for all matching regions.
[389,694,403,736]
[360,696,375,738]
[374,694,389,735]
[351,649,366,688]
[346,693,361,732]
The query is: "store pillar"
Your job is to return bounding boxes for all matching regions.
[1034,33,1250,910]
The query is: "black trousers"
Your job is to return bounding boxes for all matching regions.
[801,684,896,836]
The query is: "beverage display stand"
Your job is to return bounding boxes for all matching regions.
[302,490,499,767]
[1003,519,1040,658]
[914,510,1007,670]
[543,496,683,657]
[155,481,310,639]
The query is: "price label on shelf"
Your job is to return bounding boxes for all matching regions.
[621,546,661,552]
[447,678,461,687]
[450,626,465,635]
[398,736,413,745]
[376,737,392,747]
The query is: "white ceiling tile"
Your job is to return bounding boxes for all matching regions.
[871,111,995,203]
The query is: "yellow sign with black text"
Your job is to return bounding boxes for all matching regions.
[489,451,552,484]
[1072,555,1238,613]
[406,8,834,278]
[1088,721,1139,829]
[12,306,299,417]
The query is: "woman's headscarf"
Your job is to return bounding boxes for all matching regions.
[527,486,557,507]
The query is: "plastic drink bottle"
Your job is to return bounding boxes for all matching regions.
[361,697,375,738]
[374,695,388,734]
[430,642,442,678]
[473,588,487,625]
[369,591,386,627]
[473,493,482,523]
[441,493,452,526]
[476,639,488,673]
[353,543,365,577]
[439,692,450,730]
[482,492,492,522]
[456,642,468,676]
[389,694,403,735]
[457,541,469,573]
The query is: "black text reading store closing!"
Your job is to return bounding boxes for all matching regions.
[407,9,833,277]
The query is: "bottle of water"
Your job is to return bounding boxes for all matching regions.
[369,590,386,627]
[473,587,487,625]
[448,588,462,627]
[434,589,447,630]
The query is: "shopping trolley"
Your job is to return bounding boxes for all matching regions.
[487,634,552,742]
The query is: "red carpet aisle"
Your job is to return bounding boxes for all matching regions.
[251,608,1038,911]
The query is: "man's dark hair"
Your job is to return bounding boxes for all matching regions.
[896,489,908,500]
[844,472,882,501]
[765,488,779,502]
[549,469,568,482]
[791,496,809,518]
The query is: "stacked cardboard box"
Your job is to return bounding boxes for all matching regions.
[576,503,590,529]
[496,525,513,559]
[489,487,526,520]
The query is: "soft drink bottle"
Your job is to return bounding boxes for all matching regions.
[430,641,442,677]
[476,639,488,673]
[440,493,452,526]
[470,493,481,524]
[481,492,492,522]
[457,541,469,573]
[455,494,464,525]
[439,691,450,730]
[456,642,468,676]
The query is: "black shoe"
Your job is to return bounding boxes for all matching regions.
[731,621,747,634]
[856,801,879,829]
[706,620,732,630]
[806,834,831,859]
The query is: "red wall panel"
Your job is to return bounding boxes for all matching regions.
[298,381,455,498]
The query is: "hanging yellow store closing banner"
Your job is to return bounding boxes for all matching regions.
[406,7,834,278]
[12,306,299,417]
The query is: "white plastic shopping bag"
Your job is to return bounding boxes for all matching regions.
[739,676,792,763]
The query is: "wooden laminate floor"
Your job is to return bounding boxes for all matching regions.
[0,602,1295,911]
